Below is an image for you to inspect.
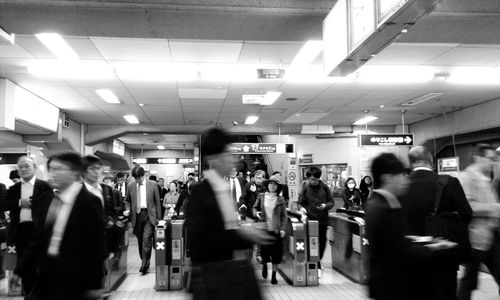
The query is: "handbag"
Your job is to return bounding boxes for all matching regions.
[425,175,473,263]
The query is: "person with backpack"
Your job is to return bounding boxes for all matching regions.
[400,146,472,300]
[298,167,334,275]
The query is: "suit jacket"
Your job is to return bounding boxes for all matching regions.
[126,179,161,228]
[15,186,105,300]
[400,170,472,236]
[0,179,53,246]
[187,179,251,264]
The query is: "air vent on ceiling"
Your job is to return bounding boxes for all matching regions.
[401,93,443,106]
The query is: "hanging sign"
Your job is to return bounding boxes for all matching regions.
[229,143,294,154]
[360,134,413,146]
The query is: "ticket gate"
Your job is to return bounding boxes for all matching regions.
[155,220,170,291]
[306,220,319,286]
[169,219,186,290]
[328,212,369,284]
[5,245,22,296]
[277,215,307,286]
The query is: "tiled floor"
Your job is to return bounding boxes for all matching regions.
[0,231,498,299]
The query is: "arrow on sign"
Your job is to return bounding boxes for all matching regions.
[156,242,165,250]
[242,145,250,152]
[296,242,305,251]
[362,238,369,246]
[404,136,412,144]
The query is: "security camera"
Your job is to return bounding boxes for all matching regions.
[232,121,238,126]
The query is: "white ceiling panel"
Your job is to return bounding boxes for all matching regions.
[178,88,228,99]
[10,74,68,87]
[141,104,182,112]
[43,96,95,110]
[73,87,132,99]
[283,112,330,124]
[65,37,106,60]
[128,87,179,99]
[368,43,456,65]
[15,36,56,59]
[220,105,261,113]
[169,41,243,63]
[136,99,181,107]
[0,43,34,58]
[65,77,124,88]
[145,112,185,125]
[90,37,171,61]
[184,112,219,120]
[67,111,118,125]
[238,41,302,64]
[426,46,500,66]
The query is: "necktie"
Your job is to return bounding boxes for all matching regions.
[136,183,142,214]
[231,179,237,204]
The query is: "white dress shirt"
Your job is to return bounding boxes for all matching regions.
[229,177,242,204]
[139,181,147,209]
[205,170,239,229]
[19,176,36,223]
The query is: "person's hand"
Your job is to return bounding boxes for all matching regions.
[20,198,31,208]
[318,203,327,210]
[237,226,275,245]
[424,238,457,250]
[84,289,108,299]
[239,204,247,212]
[123,210,130,217]
[250,185,257,192]
[349,195,355,200]
[9,273,21,288]
[280,230,286,238]
[299,207,307,214]
[255,211,263,221]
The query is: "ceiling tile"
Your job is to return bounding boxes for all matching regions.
[182,105,221,113]
[282,112,330,124]
[15,36,56,59]
[238,41,302,64]
[178,88,228,99]
[169,40,243,63]
[426,46,500,66]
[128,87,179,99]
[368,43,456,65]
[0,43,34,58]
[65,37,105,60]
[90,37,171,61]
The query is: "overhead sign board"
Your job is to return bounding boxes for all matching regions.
[299,154,313,164]
[133,157,194,164]
[229,143,294,154]
[360,134,413,146]
[437,157,459,177]
[257,69,285,79]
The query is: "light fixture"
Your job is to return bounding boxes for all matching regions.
[95,89,120,104]
[289,41,323,69]
[139,103,145,107]
[157,145,165,150]
[28,60,114,79]
[260,91,282,106]
[0,27,15,45]
[448,67,500,84]
[35,33,79,61]
[123,115,139,124]
[244,116,259,125]
[353,115,378,125]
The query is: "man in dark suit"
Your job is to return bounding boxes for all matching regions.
[228,167,245,210]
[239,169,266,220]
[400,146,472,300]
[125,166,161,275]
[115,172,128,201]
[1,156,53,299]
[187,127,273,300]
[10,151,105,300]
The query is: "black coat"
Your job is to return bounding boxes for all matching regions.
[365,191,432,300]
[239,182,266,220]
[0,179,53,246]
[15,186,105,300]
[187,179,251,264]
[400,170,472,236]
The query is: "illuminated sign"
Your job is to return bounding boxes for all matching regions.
[112,139,125,156]
[360,134,413,146]
[132,157,195,164]
[229,143,294,154]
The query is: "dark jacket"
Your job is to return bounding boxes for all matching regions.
[15,186,105,300]
[187,179,251,264]
[342,188,362,209]
[298,181,334,224]
[240,182,266,220]
[366,191,432,300]
[0,179,53,246]
[253,193,287,234]
[400,170,472,236]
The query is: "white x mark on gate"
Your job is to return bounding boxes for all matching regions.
[7,246,16,254]
[156,241,165,250]
[362,238,369,246]
[296,242,305,251]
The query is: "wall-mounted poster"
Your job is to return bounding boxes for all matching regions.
[437,157,459,177]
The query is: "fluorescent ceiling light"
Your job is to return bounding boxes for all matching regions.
[356,66,434,84]
[0,27,15,45]
[35,33,79,61]
[448,67,500,84]
[289,41,323,69]
[244,116,259,125]
[260,91,282,106]
[123,114,139,124]
[28,60,113,79]
[353,116,378,125]
[157,145,165,150]
[95,89,120,104]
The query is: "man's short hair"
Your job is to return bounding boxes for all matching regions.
[116,172,126,179]
[188,172,195,177]
[371,153,405,189]
[201,127,236,157]
[17,156,36,168]
[408,146,434,166]
[308,167,322,178]
[82,155,102,171]
[272,171,281,176]
[254,170,266,178]
[149,175,157,181]
[473,143,494,158]
[131,166,145,178]
[47,152,84,173]
[9,169,20,180]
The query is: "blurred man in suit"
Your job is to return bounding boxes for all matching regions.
[125,166,161,275]
[1,156,53,299]
[115,172,127,200]
[239,170,266,220]
[401,146,472,300]
[228,167,245,210]
[11,152,105,300]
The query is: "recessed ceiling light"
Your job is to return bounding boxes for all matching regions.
[95,89,120,104]
[35,33,79,61]
[379,104,385,108]
[123,115,139,124]
[353,116,378,125]
[244,116,259,125]
[157,145,165,150]
[139,103,144,107]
